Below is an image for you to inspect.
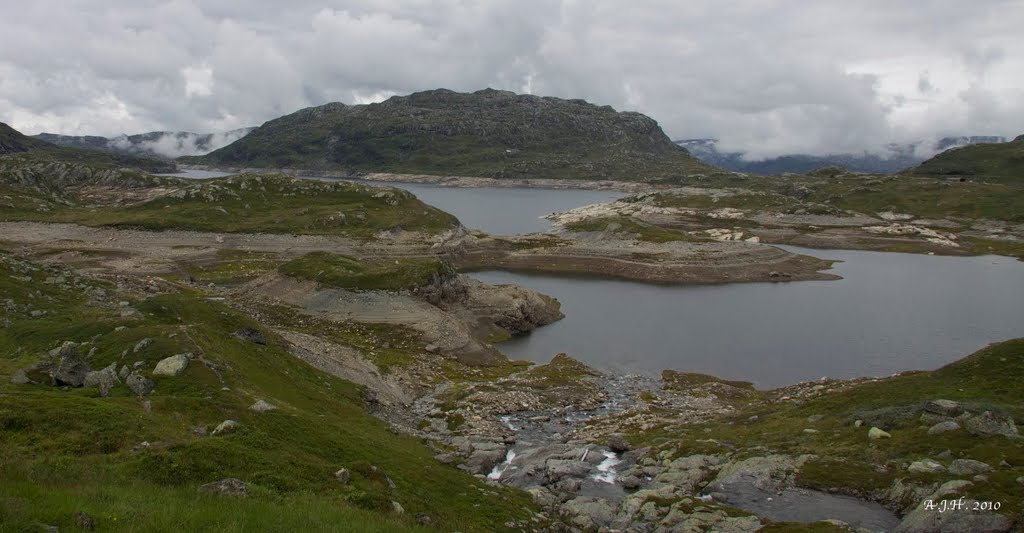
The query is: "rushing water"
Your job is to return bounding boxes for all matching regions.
[471,249,1024,389]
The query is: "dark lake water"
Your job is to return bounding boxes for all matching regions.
[472,249,1024,388]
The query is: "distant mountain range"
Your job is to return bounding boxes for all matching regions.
[32,128,255,160]
[184,88,714,181]
[674,136,1008,175]
[1,122,176,173]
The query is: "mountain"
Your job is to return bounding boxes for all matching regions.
[187,88,715,181]
[32,128,255,160]
[675,136,1008,175]
[909,134,1024,181]
[1,122,176,173]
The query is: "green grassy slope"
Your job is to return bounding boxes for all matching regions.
[0,173,460,238]
[909,135,1024,181]
[0,253,536,531]
[185,88,716,181]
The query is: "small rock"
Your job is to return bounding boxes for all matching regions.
[391,501,404,514]
[803,428,819,434]
[927,420,961,435]
[335,468,350,484]
[908,459,945,474]
[868,427,891,439]
[854,419,863,427]
[924,399,962,417]
[425,343,440,353]
[152,353,191,377]
[83,363,119,397]
[198,478,247,497]
[415,513,431,525]
[211,420,239,436]
[807,414,824,423]
[948,459,992,476]
[132,338,153,353]
[249,399,277,412]
[620,475,642,490]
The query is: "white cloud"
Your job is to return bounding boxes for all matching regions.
[0,0,1021,158]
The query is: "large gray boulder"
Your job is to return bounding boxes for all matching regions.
[83,363,120,397]
[53,347,90,387]
[545,459,592,484]
[152,353,191,377]
[948,459,992,476]
[963,411,1019,439]
[126,371,154,396]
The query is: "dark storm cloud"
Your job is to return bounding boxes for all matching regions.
[2,0,1022,158]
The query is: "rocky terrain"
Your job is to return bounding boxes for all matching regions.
[183,88,715,181]
[1,122,177,174]
[33,128,256,160]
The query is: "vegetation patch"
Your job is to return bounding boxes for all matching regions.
[565,216,702,243]
[279,252,454,291]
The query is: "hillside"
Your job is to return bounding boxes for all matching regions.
[34,128,255,159]
[676,136,1008,176]
[187,89,716,181]
[1,122,176,173]
[909,135,1024,180]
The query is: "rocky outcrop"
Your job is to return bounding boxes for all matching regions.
[152,353,191,377]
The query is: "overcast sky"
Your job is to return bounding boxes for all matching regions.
[2,0,1022,159]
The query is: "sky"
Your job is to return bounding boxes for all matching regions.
[1,0,1022,159]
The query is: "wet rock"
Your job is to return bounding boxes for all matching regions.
[545,459,592,484]
[212,420,239,436]
[464,442,507,475]
[132,338,153,353]
[233,326,267,345]
[198,478,247,498]
[607,434,630,454]
[928,420,961,435]
[249,399,277,412]
[126,371,154,396]
[334,468,350,484]
[963,411,1019,439]
[948,459,992,476]
[908,459,945,474]
[868,427,891,439]
[152,353,191,377]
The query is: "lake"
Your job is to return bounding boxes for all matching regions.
[167,168,1024,387]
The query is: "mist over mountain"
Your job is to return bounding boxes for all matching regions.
[32,128,255,160]
[676,136,1008,175]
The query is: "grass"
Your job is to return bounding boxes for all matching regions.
[1,173,460,238]
[909,137,1024,181]
[279,252,454,291]
[0,252,539,532]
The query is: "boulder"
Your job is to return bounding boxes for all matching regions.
[198,478,247,498]
[464,442,507,475]
[545,459,592,484]
[126,371,154,396]
[928,420,961,435]
[212,419,240,436]
[963,411,1019,439]
[152,353,191,377]
[868,427,891,439]
[563,496,616,529]
[908,459,945,474]
[390,501,404,514]
[249,399,277,412]
[607,434,630,454]
[924,399,963,417]
[948,459,992,476]
[83,363,120,397]
[53,347,91,387]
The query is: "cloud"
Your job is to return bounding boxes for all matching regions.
[1,0,1022,159]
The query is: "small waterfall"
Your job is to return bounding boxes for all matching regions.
[487,449,517,481]
[592,451,621,484]
[499,415,519,431]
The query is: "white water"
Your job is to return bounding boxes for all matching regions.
[487,449,517,481]
[592,451,622,484]
[500,415,519,431]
